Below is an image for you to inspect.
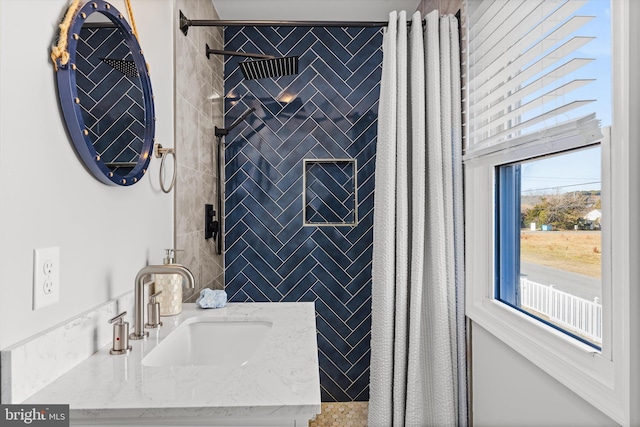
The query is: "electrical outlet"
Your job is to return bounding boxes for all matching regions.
[33,247,60,309]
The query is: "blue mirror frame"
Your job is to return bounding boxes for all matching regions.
[55,0,154,186]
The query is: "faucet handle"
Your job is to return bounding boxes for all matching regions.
[146,291,163,329]
[109,311,128,325]
[149,291,162,303]
[109,312,132,355]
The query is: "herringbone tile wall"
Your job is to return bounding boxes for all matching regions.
[224,26,382,401]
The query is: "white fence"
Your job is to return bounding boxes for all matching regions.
[520,278,602,343]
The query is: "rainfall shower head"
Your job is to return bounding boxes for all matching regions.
[239,56,299,80]
[205,44,299,80]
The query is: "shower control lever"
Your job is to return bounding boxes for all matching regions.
[205,204,218,240]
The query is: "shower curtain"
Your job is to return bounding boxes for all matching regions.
[369,9,465,427]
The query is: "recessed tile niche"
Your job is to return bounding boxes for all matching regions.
[303,159,357,226]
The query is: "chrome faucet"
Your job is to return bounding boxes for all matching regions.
[129,264,195,340]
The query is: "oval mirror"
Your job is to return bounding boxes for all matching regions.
[55,0,154,186]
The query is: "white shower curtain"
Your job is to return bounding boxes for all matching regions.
[369,9,465,427]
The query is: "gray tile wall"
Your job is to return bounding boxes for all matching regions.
[174,0,224,298]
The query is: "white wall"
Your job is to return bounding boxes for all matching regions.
[0,0,174,349]
[471,323,618,427]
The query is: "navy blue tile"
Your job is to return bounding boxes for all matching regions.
[275,114,315,144]
[276,226,314,260]
[325,27,351,45]
[242,212,283,251]
[311,77,352,117]
[346,350,370,381]
[276,133,314,171]
[242,196,282,234]
[277,243,315,278]
[346,265,372,295]
[346,285,371,317]
[274,169,301,200]
[313,27,352,64]
[310,60,353,97]
[311,244,352,275]
[346,300,372,337]
[241,238,283,280]
[317,349,354,391]
[224,25,380,402]
[346,330,372,364]
[313,288,354,335]
[310,233,352,271]
[225,254,249,285]
[319,370,351,402]
[240,160,282,199]
[316,318,352,359]
[278,265,317,300]
[236,279,279,302]
[350,110,378,140]
[349,83,382,119]
[346,39,382,74]
[346,29,379,55]
[346,366,371,400]
[310,94,351,134]
[225,236,249,264]
[287,31,320,58]
[345,27,365,38]
[279,28,315,55]
[309,41,352,82]
[238,177,282,215]
[275,194,302,228]
[226,276,252,302]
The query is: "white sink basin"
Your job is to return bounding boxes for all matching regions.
[142,316,273,367]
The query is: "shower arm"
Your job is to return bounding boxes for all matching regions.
[205,45,275,61]
[215,107,256,137]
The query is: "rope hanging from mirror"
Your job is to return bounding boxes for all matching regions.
[123,0,150,72]
[50,0,81,71]
[123,0,139,41]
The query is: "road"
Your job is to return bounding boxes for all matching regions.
[520,261,601,301]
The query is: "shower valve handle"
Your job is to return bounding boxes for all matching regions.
[205,204,218,240]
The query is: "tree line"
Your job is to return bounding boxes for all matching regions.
[521,191,601,230]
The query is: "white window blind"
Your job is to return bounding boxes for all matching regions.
[464,0,597,153]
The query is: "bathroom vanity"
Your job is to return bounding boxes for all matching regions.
[21,303,321,426]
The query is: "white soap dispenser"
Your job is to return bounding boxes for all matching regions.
[153,249,184,316]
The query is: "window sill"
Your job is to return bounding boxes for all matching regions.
[467,296,623,423]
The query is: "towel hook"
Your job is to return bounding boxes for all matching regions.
[154,143,176,193]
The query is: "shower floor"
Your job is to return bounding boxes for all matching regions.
[309,402,369,427]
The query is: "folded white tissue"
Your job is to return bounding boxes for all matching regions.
[196,288,228,308]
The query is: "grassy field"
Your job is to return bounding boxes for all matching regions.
[520,231,601,278]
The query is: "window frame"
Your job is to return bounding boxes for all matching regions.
[495,148,604,349]
[495,162,521,309]
[464,2,638,425]
[465,124,624,420]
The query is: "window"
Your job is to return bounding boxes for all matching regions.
[496,146,602,348]
[462,0,637,423]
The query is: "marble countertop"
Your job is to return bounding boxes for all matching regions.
[24,302,321,425]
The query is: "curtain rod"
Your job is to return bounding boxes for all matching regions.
[179,11,422,36]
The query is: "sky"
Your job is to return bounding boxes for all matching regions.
[519,0,610,195]
[521,145,601,194]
